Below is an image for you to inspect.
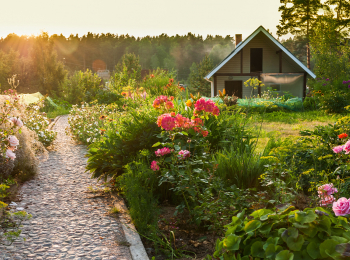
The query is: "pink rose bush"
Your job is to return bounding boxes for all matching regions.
[318,183,338,206]
[151,94,219,171]
[151,161,160,171]
[332,197,350,216]
[155,147,172,157]
[318,183,338,196]
[178,150,190,159]
[333,139,350,154]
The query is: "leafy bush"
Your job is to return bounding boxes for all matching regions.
[86,107,161,179]
[59,69,102,104]
[208,206,350,260]
[140,68,181,97]
[320,91,349,113]
[117,159,159,233]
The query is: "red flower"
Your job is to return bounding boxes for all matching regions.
[338,133,348,139]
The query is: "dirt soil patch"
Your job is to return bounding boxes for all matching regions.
[142,206,222,260]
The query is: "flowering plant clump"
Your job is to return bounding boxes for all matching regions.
[155,147,172,157]
[318,183,338,206]
[150,160,160,171]
[22,102,58,147]
[342,79,350,88]
[69,103,119,144]
[178,150,190,159]
[193,98,220,117]
[338,133,348,139]
[332,197,350,216]
[152,95,175,112]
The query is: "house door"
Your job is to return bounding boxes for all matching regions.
[225,81,242,98]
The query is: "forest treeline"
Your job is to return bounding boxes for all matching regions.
[0,32,237,93]
[0,31,309,94]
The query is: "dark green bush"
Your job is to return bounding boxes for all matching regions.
[86,107,161,180]
[320,91,349,113]
[118,160,159,233]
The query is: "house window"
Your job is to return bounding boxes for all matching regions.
[250,48,263,73]
[270,84,280,91]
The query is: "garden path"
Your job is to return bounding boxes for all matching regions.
[0,115,132,260]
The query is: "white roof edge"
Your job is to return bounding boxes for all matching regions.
[205,26,316,79]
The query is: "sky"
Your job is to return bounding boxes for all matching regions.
[0,0,289,40]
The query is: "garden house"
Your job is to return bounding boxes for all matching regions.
[205,26,316,98]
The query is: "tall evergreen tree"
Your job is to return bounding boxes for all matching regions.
[277,0,325,69]
[188,55,214,96]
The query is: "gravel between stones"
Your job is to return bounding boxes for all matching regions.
[0,115,132,260]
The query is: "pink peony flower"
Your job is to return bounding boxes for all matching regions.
[151,161,160,171]
[194,98,206,111]
[333,197,350,216]
[5,149,16,160]
[9,117,24,127]
[178,150,191,159]
[8,135,19,147]
[155,147,172,157]
[319,195,336,206]
[333,145,344,154]
[161,114,176,131]
[318,183,338,196]
[204,99,215,113]
[343,140,350,154]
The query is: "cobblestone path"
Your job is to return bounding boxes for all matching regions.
[1,115,132,260]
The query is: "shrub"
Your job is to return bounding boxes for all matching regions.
[86,107,161,179]
[208,206,350,260]
[140,68,181,97]
[213,145,264,189]
[117,159,159,233]
[320,91,349,113]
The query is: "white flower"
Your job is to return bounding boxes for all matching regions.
[6,149,16,160]
[8,135,19,147]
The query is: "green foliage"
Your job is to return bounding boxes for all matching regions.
[30,32,67,94]
[59,69,102,104]
[111,53,142,92]
[320,91,349,113]
[310,17,350,82]
[117,160,159,233]
[209,207,350,260]
[188,55,214,96]
[85,107,161,179]
[140,68,180,97]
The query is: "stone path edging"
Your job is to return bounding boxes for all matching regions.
[112,194,149,260]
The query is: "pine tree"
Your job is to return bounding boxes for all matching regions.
[188,55,214,96]
[277,0,326,69]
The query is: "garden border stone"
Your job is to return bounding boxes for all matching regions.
[112,193,149,260]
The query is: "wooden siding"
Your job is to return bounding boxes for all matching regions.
[217,31,302,74]
[219,52,241,73]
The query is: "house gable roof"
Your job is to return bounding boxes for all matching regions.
[205,26,316,79]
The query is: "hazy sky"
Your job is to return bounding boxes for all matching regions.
[0,0,288,40]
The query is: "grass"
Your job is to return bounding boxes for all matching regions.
[46,107,70,119]
[248,110,343,153]
[249,110,342,124]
